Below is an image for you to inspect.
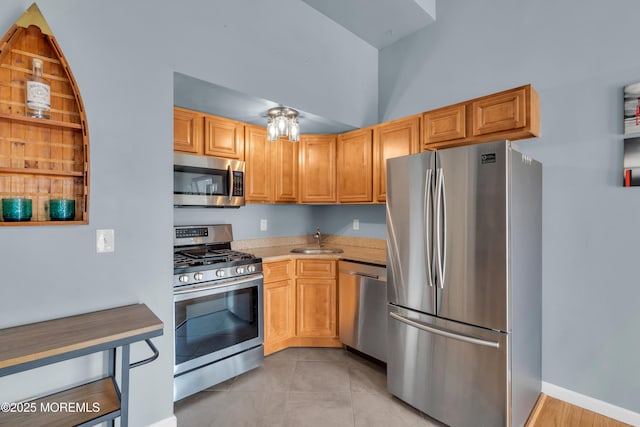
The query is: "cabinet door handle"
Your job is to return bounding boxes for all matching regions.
[342,271,382,280]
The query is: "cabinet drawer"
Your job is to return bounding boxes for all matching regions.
[296,259,336,277]
[264,259,293,283]
[472,87,526,136]
[423,104,466,145]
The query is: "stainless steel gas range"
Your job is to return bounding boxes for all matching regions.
[172,224,264,401]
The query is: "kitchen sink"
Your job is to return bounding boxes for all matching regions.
[290,247,344,254]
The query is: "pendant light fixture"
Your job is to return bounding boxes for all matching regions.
[266,107,300,142]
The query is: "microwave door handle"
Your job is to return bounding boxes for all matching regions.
[228,165,233,201]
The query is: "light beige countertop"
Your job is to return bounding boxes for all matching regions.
[232,235,386,266]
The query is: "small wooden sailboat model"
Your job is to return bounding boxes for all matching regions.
[0,3,89,224]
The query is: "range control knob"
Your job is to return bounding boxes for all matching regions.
[194,272,204,281]
[179,275,189,283]
[247,265,256,273]
[236,267,245,274]
[215,269,225,278]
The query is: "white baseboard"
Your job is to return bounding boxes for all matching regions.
[147,414,177,427]
[542,381,640,426]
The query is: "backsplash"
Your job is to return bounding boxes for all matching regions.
[174,204,386,240]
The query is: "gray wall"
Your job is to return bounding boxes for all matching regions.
[174,204,386,241]
[380,0,640,413]
[313,205,386,239]
[174,205,315,240]
[0,1,378,426]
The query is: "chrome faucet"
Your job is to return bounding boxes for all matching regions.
[314,227,322,248]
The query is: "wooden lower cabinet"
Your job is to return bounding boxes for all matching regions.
[263,258,340,356]
[264,279,295,355]
[263,260,295,355]
[296,278,336,337]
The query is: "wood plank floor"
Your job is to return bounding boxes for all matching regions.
[526,394,632,427]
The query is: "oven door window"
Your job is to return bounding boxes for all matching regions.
[174,168,227,196]
[174,287,258,365]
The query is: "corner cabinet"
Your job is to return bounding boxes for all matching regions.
[263,258,341,355]
[0,304,163,427]
[0,4,89,225]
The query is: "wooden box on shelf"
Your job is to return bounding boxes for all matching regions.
[0,4,89,226]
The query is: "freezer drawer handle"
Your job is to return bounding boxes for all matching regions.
[389,312,500,349]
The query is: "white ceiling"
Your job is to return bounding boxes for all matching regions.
[174,1,437,133]
[174,73,357,135]
[301,0,436,49]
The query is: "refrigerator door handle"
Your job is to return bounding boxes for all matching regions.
[435,168,447,289]
[424,168,434,287]
[389,312,500,349]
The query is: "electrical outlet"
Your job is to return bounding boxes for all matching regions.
[96,229,115,253]
[260,219,268,231]
[353,219,360,230]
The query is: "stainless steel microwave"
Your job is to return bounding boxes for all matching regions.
[173,153,245,207]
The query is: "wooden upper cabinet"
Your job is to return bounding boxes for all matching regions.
[245,127,298,204]
[244,125,272,202]
[423,104,466,147]
[422,84,540,150]
[337,128,373,203]
[299,135,337,203]
[274,139,299,203]
[173,107,203,154]
[203,114,245,160]
[374,116,420,203]
[472,86,527,136]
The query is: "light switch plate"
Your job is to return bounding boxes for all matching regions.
[260,219,268,231]
[353,219,360,230]
[96,229,115,253]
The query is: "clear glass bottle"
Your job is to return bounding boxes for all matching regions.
[25,58,50,119]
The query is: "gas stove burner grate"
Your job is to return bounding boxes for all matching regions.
[173,248,256,269]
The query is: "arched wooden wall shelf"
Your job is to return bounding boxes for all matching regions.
[0,3,89,225]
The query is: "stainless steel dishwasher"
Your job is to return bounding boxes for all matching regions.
[338,260,387,362]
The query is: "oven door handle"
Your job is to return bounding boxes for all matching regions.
[173,274,262,302]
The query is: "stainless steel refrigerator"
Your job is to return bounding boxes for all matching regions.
[386,141,541,427]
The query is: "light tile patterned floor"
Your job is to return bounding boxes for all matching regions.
[174,347,445,427]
